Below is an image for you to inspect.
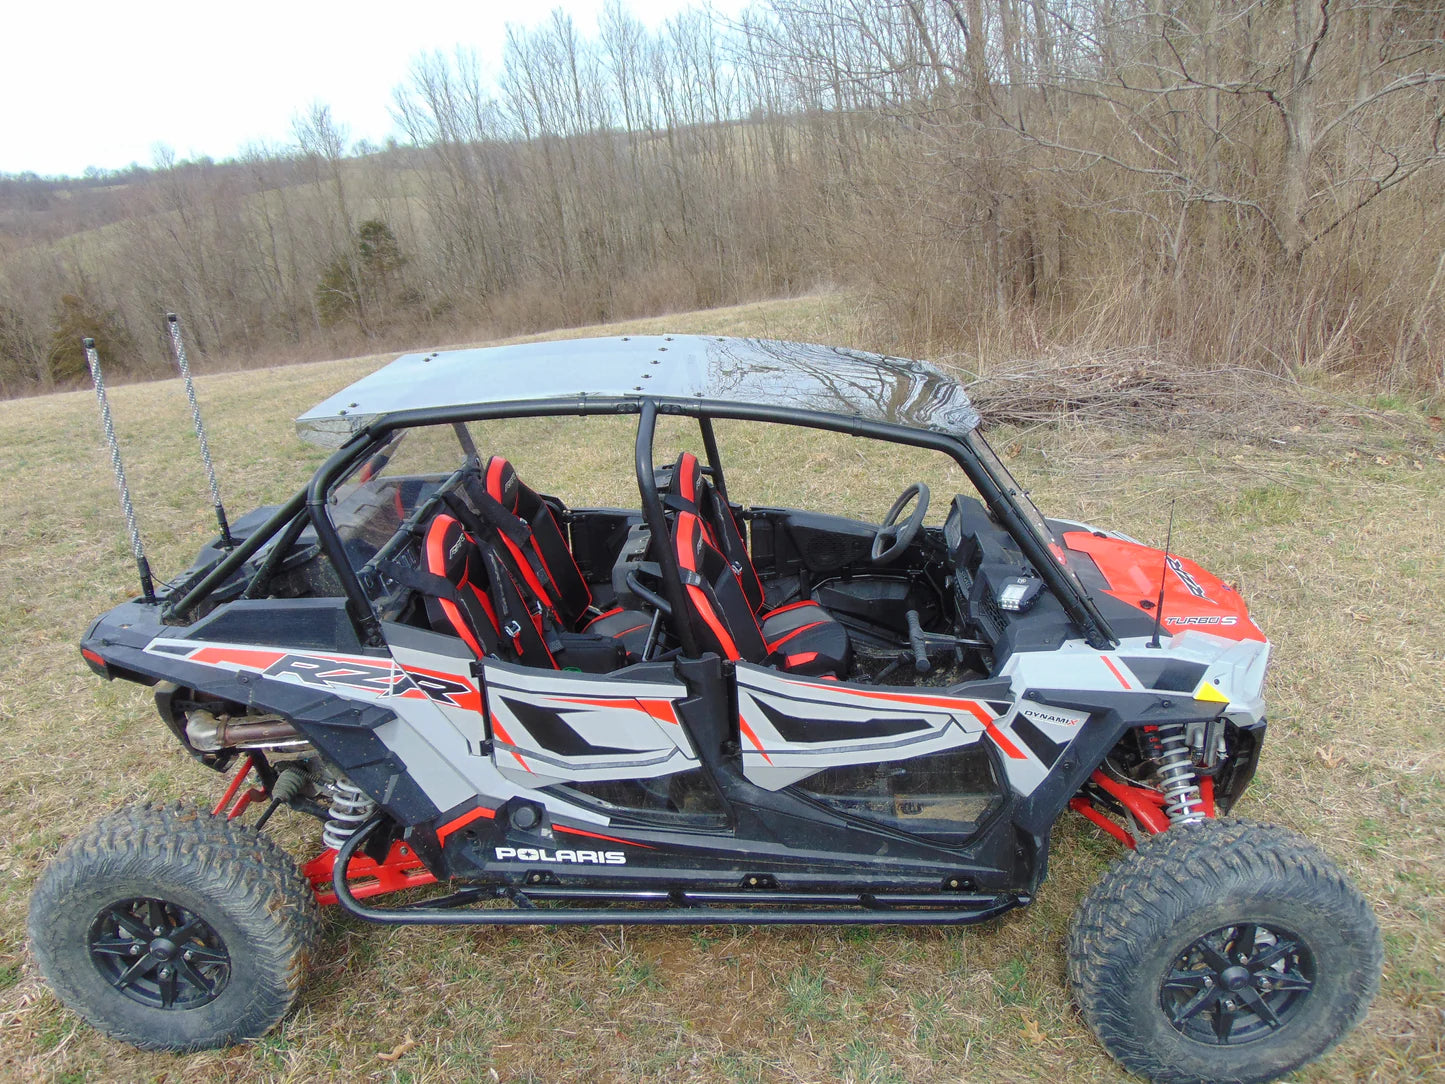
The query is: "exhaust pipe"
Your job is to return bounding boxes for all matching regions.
[185,711,303,752]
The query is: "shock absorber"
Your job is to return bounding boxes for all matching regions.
[322,780,378,850]
[1153,723,1205,824]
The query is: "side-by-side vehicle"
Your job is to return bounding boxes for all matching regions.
[30,336,1380,1083]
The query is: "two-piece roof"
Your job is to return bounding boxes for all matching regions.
[296,335,979,446]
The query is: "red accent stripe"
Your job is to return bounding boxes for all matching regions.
[436,805,495,846]
[489,715,533,772]
[425,516,487,657]
[555,824,655,849]
[584,607,624,627]
[467,582,500,635]
[486,456,510,508]
[759,679,1026,759]
[762,600,818,619]
[766,620,826,652]
[1100,656,1133,689]
[679,452,697,502]
[737,714,773,764]
[678,514,742,659]
[784,651,818,667]
[188,646,288,670]
[982,719,1027,760]
[548,695,679,725]
[502,533,555,614]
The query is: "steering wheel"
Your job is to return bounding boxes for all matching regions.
[870,482,930,564]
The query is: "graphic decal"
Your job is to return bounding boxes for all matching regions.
[1166,554,1210,600]
[494,846,626,864]
[482,661,693,786]
[736,665,1074,794]
[1061,531,1265,642]
[147,639,482,711]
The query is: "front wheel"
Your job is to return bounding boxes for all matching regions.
[1068,819,1381,1084]
[28,803,320,1051]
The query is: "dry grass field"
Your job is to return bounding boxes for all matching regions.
[0,296,1440,1083]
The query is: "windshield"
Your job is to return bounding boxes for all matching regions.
[327,424,478,569]
[964,431,1093,602]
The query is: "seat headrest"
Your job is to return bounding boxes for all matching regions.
[423,514,473,580]
[670,451,705,511]
[483,456,522,512]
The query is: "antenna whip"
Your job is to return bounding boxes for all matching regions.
[1148,499,1177,649]
[84,337,157,603]
[166,313,235,549]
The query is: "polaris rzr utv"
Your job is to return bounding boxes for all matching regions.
[30,336,1380,1083]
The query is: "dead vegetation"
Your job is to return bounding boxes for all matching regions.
[0,297,1440,1082]
[3,1,1443,398]
[952,347,1445,450]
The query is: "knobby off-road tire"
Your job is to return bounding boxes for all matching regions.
[1068,819,1381,1084]
[28,803,320,1051]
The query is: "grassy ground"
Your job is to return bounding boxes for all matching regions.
[0,297,1440,1082]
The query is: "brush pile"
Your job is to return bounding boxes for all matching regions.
[941,348,1435,452]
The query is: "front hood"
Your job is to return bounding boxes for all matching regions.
[1061,531,1265,643]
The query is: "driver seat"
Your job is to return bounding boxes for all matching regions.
[668,454,850,677]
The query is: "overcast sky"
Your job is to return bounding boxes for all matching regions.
[2,0,753,177]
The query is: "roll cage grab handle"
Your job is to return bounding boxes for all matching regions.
[166,396,1116,652]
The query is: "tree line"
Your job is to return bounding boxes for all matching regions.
[1,0,1441,396]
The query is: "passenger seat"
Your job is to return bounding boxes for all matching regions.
[668,453,851,677]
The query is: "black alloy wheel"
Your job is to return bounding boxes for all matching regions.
[1068,819,1381,1084]
[88,896,232,1010]
[29,803,319,1051]
[1159,921,1314,1046]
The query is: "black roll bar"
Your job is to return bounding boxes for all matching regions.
[163,490,308,622]
[698,416,727,505]
[636,399,700,656]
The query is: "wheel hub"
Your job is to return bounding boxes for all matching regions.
[1159,921,1315,1045]
[87,897,231,1009]
[1220,965,1252,991]
[148,938,176,961]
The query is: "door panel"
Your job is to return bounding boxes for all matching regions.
[482,660,695,787]
[736,664,1067,797]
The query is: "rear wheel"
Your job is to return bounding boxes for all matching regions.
[28,803,319,1051]
[1068,819,1380,1084]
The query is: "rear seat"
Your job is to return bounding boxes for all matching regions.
[412,465,653,670]
[418,510,560,668]
[477,457,652,661]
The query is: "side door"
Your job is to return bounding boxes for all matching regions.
[735,663,1084,798]
[481,659,697,788]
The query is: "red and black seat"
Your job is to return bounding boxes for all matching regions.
[418,512,559,667]
[477,456,652,660]
[668,452,851,677]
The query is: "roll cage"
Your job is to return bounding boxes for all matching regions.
[164,393,1117,653]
